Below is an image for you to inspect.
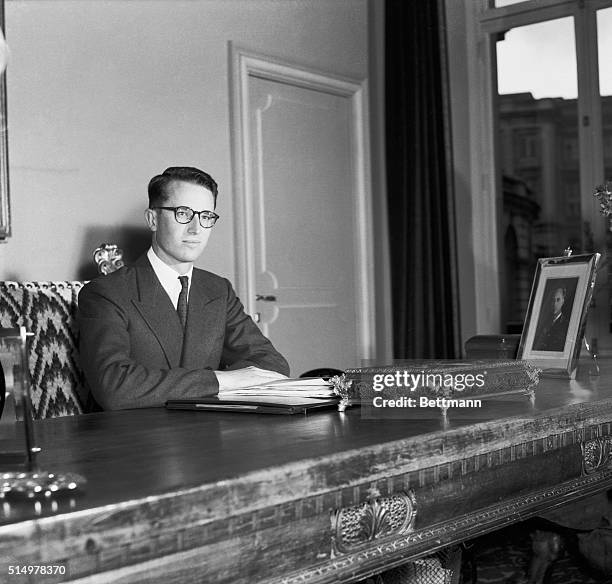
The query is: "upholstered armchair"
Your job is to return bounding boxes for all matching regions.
[0,281,89,418]
[0,245,124,419]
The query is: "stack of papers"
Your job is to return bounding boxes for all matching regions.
[166,378,339,415]
[222,377,336,399]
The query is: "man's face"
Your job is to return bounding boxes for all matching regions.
[146,180,216,270]
[552,289,565,316]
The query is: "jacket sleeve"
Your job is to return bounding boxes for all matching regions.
[78,280,219,411]
[219,279,290,376]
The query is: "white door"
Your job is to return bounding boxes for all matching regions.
[231,49,375,377]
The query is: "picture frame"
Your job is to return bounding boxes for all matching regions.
[0,0,9,241]
[517,253,600,378]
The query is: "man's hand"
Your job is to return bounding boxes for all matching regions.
[215,366,288,392]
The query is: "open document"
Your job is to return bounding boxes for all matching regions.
[221,377,336,399]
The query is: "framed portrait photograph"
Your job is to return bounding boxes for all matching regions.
[517,253,600,378]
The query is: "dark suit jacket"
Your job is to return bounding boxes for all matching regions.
[78,255,289,410]
[532,312,569,352]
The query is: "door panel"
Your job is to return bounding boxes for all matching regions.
[248,77,359,375]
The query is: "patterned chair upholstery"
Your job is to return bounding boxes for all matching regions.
[0,281,88,418]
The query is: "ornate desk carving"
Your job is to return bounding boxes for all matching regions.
[581,436,612,475]
[331,491,417,556]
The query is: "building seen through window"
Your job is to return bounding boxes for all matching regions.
[496,17,584,333]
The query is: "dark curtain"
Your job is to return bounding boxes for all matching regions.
[385,0,460,359]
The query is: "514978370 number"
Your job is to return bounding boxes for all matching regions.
[8,565,66,576]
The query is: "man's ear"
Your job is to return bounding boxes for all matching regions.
[144,208,157,232]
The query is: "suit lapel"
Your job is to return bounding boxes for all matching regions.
[131,256,184,368]
[181,269,224,368]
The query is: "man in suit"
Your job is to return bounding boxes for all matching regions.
[532,286,569,352]
[79,166,289,410]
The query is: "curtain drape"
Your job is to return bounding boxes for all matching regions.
[385,0,461,359]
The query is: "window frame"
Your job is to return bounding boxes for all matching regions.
[462,0,612,344]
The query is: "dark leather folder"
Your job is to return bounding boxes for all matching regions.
[165,394,338,415]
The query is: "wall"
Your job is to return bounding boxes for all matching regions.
[0,0,369,282]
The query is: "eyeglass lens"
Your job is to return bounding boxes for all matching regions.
[174,206,217,228]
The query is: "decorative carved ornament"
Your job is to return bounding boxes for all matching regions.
[93,243,125,275]
[581,436,612,475]
[331,491,417,556]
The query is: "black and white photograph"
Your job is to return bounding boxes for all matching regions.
[531,277,578,353]
[2,1,612,583]
[518,253,599,381]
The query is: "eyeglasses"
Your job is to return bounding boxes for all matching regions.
[152,206,220,228]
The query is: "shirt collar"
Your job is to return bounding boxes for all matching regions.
[147,247,193,287]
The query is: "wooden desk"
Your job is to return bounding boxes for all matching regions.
[1,364,612,583]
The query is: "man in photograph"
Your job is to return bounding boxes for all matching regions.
[532,286,570,352]
[78,166,289,410]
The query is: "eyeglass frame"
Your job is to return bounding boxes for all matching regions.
[151,206,220,228]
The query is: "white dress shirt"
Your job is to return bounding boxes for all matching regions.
[147,247,192,309]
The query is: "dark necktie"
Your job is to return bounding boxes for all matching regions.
[177,275,189,328]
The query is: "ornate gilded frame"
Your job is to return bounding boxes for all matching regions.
[0,0,9,241]
[517,253,600,378]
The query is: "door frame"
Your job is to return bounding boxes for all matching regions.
[228,43,377,362]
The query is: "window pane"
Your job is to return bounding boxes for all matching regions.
[496,18,580,333]
[597,8,612,98]
[497,19,577,99]
[494,0,532,7]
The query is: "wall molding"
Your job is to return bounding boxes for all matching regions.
[228,43,376,361]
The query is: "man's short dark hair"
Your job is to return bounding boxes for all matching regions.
[148,167,218,208]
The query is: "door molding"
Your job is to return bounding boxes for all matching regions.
[228,43,376,361]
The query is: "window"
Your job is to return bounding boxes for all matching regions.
[599,8,612,175]
[469,0,612,343]
[565,182,580,219]
[564,137,579,162]
[514,129,540,166]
